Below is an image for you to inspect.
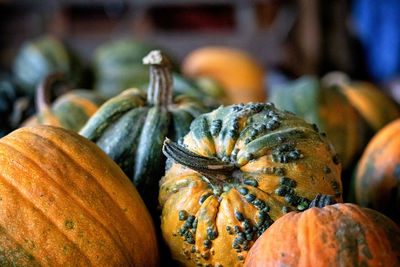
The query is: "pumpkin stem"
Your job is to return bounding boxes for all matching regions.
[36,72,66,112]
[162,138,239,186]
[308,194,337,208]
[143,50,173,107]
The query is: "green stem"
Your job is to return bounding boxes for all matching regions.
[143,50,173,107]
[36,72,66,112]
[308,194,337,208]
[162,138,238,186]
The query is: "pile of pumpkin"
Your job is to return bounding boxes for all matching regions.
[0,36,399,266]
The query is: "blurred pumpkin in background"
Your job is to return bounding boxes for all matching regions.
[182,46,266,104]
[322,71,400,134]
[24,73,105,132]
[93,38,159,98]
[12,36,85,97]
[354,119,400,224]
[269,76,367,170]
[93,39,226,107]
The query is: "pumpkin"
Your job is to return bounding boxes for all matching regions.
[0,125,158,266]
[80,50,209,212]
[355,119,400,223]
[322,71,400,133]
[24,73,105,132]
[12,36,84,96]
[93,38,169,98]
[245,194,400,267]
[159,102,342,267]
[270,76,367,169]
[182,46,266,104]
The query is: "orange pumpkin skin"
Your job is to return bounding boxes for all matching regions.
[355,119,400,223]
[245,203,400,267]
[0,126,158,266]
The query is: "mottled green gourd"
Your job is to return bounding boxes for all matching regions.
[12,36,84,96]
[159,102,343,267]
[80,50,209,212]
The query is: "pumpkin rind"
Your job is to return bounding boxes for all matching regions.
[159,102,342,267]
[80,51,209,211]
[244,203,400,267]
[0,125,158,266]
[355,119,400,223]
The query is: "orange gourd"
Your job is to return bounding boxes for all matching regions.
[245,195,400,267]
[0,125,158,266]
[355,119,400,223]
[182,46,266,104]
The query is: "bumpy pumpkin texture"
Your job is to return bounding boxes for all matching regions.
[355,119,400,223]
[159,102,342,267]
[0,125,158,266]
[245,197,400,267]
[80,50,209,212]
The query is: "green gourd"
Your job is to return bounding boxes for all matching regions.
[80,50,210,212]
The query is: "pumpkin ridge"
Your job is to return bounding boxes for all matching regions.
[0,168,95,266]
[0,137,135,263]
[339,204,381,260]
[24,131,145,243]
[236,126,319,166]
[0,224,42,266]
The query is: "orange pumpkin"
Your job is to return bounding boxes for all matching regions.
[159,103,342,267]
[245,195,400,267]
[0,125,158,266]
[322,72,400,133]
[355,119,400,223]
[182,46,266,104]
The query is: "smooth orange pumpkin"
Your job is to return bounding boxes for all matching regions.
[355,119,400,223]
[245,195,400,267]
[182,46,266,104]
[0,125,158,266]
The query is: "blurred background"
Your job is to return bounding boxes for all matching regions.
[1,0,399,85]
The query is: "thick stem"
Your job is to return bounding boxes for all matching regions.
[308,194,337,208]
[143,50,173,107]
[36,72,66,112]
[162,138,237,186]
